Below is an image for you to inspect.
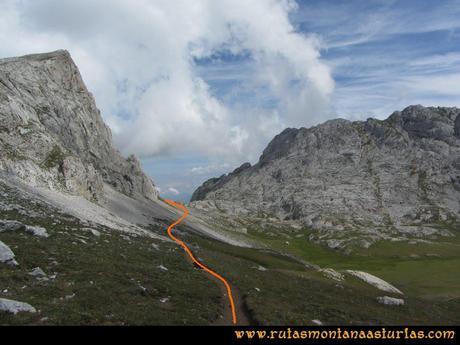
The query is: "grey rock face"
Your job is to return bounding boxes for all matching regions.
[455,114,460,137]
[0,50,158,201]
[192,105,460,247]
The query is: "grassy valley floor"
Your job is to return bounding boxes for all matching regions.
[1,180,459,325]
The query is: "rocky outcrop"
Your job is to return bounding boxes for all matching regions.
[346,270,403,294]
[377,296,405,306]
[0,240,17,266]
[0,298,36,314]
[0,219,48,238]
[0,50,158,201]
[192,105,460,247]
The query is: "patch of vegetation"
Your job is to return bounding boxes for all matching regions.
[0,139,27,161]
[200,214,460,323]
[41,145,66,169]
[195,232,460,325]
[34,105,51,118]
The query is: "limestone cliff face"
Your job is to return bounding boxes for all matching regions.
[0,50,158,201]
[192,105,460,247]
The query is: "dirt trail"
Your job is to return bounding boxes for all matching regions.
[164,199,243,325]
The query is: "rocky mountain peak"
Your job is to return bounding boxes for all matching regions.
[258,128,299,167]
[0,50,158,201]
[389,105,460,141]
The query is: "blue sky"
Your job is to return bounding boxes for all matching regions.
[293,0,460,119]
[1,0,459,201]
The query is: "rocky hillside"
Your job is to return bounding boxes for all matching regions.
[192,105,460,248]
[0,50,157,202]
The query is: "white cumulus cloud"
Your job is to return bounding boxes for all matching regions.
[167,187,180,195]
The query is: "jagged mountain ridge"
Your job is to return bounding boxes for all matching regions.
[192,105,460,248]
[0,50,157,201]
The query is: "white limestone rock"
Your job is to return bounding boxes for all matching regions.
[377,296,405,306]
[346,270,403,295]
[25,225,49,238]
[0,298,36,314]
[0,240,17,266]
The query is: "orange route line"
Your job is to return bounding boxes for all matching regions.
[164,199,237,325]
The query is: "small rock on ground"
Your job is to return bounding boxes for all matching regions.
[25,225,49,238]
[29,267,47,278]
[377,296,405,306]
[0,240,18,266]
[0,220,49,238]
[0,298,36,314]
